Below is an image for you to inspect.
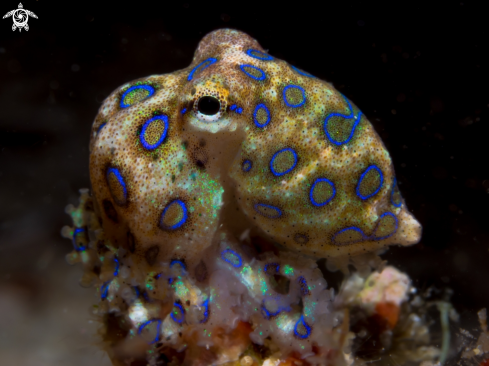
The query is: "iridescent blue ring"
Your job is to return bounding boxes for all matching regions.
[221,248,242,268]
[170,302,185,324]
[298,276,310,296]
[253,103,271,128]
[138,318,162,344]
[106,167,128,206]
[323,96,363,146]
[372,212,399,240]
[239,64,266,81]
[283,85,306,108]
[254,203,283,219]
[101,280,111,300]
[139,115,168,150]
[242,159,252,172]
[270,147,298,177]
[159,199,188,230]
[309,177,336,207]
[246,49,273,61]
[187,57,217,81]
[120,85,155,108]
[390,178,402,208]
[332,226,367,245]
[356,165,384,200]
[294,315,312,339]
[97,122,106,134]
[264,262,280,275]
[170,259,187,271]
[72,227,87,251]
[113,257,120,277]
[200,298,210,323]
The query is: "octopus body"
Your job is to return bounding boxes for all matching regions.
[89,29,421,267]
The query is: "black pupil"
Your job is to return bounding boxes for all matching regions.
[198,96,221,115]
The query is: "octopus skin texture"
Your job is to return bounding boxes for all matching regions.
[89,29,422,268]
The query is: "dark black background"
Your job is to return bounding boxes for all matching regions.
[0,0,487,337]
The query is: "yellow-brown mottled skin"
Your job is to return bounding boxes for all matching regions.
[89,29,421,267]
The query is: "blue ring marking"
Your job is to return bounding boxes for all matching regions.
[239,64,266,81]
[253,103,271,128]
[170,259,187,272]
[97,123,106,134]
[101,281,111,300]
[114,257,120,277]
[356,165,384,200]
[155,273,162,279]
[294,315,312,339]
[139,115,169,150]
[283,85,306,108]
[170,302,185,324]
[229,104,237,111]
[106,167,128,206]
[390,178,402,208]
[254,203,283,219]
[246,49,273,61]
[332,226,367,245]
[187,57,217,81]
[323,96,363,146]
[221,248,242,268]
[372,212,399,240]
[242,159,252,172]
[72,227,87,251]
[159,199,188,230]
[261,297,291,320]
[264,262,280,275]
[309,177,336,207]
[236,107,243,114]
[291,65,314,78]
[138,319,162,344]
[200,298,210,323]
[120,85,155,108]
[298,276,310,296]
[181,108,187,115]
[270,147,298,177]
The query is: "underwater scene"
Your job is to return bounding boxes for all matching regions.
[0,3,488,366]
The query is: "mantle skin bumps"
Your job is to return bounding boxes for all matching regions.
[89,29,421,268]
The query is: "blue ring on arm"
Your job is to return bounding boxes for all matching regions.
[253,203,283,219]
[72,227,87,251]
[106,167,128,206]
[390,178,402,208]
[309,177,336,207]
[253,103,271,128]
[246,49,273,61]
[270,147,298,177]
[356,165,384,200]
[221,248,243,268]
[101,280,111,300]
[120,85,155,108]
[97,122,106,134]
[187,57,217,81]
[239,64,266,81]
[200,298,210,323]
[170,302,185,324]
[294,315,312,339]
[113,257,120,276]
[139,115,168,150]
[242,159,253,172]
[283,85,306,108]
[159,199,188,230]
[137,319,162,344]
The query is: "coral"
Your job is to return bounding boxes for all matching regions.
[64,29,436,365]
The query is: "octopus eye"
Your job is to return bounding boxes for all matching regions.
[198,96,220,115]
[195,96,222,122]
